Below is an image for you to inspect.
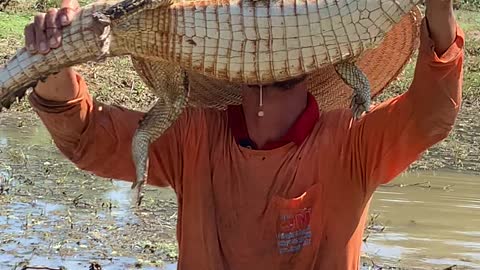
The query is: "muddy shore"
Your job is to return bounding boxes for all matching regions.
[1,112,180,269]
[408,103,480,174]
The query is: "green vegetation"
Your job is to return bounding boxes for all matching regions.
[375,8,480,104]
[456,0,480,10]
[0,13,31,39]
[457,10,480,103]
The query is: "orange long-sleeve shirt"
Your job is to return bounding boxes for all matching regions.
[28,19,464,270]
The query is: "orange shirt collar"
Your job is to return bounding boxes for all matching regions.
[227,92,320,150]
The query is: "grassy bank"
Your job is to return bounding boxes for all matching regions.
[374,8,480,104]
[1,2,480,175]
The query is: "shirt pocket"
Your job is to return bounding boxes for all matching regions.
[269,183,324,259]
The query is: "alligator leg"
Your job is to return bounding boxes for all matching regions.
[130,59,188,206]
[334,62,371,120]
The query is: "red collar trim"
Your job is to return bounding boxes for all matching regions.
[227,93,319,150]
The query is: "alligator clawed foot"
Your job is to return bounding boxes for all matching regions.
[334,61,372,121]
[350,93,370,120]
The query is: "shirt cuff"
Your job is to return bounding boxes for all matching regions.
[28,72,90,114]
[418,17,465,64]
[27,72,94,156]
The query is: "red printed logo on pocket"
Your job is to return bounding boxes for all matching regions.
[277,207,312,254]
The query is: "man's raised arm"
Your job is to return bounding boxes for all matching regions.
[348,0,464,190]
[30,70,189,190]
[24,1,188,190]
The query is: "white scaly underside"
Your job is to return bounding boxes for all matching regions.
[0,0,420,105]
[112,0,420,84]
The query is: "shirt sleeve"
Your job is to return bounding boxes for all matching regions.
[348,18,464,191]
[28,71,191,192]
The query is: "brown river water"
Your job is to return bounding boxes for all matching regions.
[0,113,479,270]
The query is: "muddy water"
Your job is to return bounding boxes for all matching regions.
[364,171,480,269]
[1,113,480,270]
[0,113,179,269]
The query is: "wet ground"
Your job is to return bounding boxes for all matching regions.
[362,171,480,270]
[0,113,179,269]
[1,113,480,270]
[408,104,480,173]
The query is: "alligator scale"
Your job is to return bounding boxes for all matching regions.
[0,0,421,205]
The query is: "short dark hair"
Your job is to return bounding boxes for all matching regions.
[246,75,306,91]
[270,75,307,90]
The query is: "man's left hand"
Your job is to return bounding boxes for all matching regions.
[424,0,457,56]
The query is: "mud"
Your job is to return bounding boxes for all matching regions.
[0,113,179,269]
[410,104,480,174]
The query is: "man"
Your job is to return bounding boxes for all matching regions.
[24,0,463,269]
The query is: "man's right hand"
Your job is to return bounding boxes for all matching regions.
[25,0,79,54]
[25,0,82,102]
